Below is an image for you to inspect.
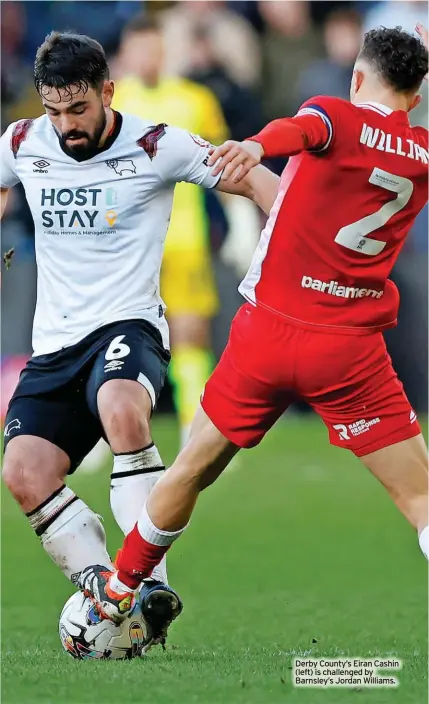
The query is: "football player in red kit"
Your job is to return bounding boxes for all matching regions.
[80,25,429,623]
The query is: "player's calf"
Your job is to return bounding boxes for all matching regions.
[2,435,113,578]
[361,434,429,558]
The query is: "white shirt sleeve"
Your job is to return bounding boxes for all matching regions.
[0,123,20,188]
[154,126,221,189]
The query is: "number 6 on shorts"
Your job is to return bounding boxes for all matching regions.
[105,335,131,360]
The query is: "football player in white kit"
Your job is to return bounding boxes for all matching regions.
[1,31,279,650]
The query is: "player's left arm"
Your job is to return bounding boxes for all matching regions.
[215,165,279,216]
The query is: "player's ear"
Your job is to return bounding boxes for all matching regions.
[350,68,364,99]
[102,80,114,108]
[408,93,422,112]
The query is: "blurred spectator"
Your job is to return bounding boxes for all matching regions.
[114,13,232,446]
[226,1,265,32]
[296,8,362,105]
[22,1,140,60]
[186,26,264,141]
[259,1,324,119]
[1,2,28,123]
[159,0,261,88]
[309,0,358,25]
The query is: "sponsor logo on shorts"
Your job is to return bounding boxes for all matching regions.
[410,409,417,424]
[104,360,124,373]
[301,276,383,299]
[4,418,21,437]
[333,417,380,441]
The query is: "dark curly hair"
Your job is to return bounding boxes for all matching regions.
[34,31,109,101]
[359,26,428,93]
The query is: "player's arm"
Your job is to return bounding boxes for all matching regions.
[208,111,332,183]
[215,165,279,216]
[153,125,279,215]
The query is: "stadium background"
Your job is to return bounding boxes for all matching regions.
[1,3,428,703]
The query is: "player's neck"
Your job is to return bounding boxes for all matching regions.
[98,108,116,148]
[352,88,409,114]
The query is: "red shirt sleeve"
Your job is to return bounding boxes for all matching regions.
[247,115,330,158]
[247,96,339,159]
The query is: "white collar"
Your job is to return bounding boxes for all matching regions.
[356,101,393,116]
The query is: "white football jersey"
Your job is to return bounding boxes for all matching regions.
[0,113,220,355]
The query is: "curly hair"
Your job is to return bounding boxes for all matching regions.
[359,26,428,93]
[34,31,109,101]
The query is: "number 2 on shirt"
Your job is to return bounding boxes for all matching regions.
[334,167,414,256]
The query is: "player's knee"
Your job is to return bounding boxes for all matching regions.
[2,448,38,507]
[102,397,151,450]
[2,438,68,511]
[2,453,24,498]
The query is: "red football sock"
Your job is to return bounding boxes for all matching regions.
[116,524,171,590]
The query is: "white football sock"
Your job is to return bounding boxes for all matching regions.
[110,444,168,584]
[138,501,187,545]
[27,485,113,581]
[418,525,429,560]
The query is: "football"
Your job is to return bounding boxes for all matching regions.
[59,591,146,660]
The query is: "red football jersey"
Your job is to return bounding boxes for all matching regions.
[240,97,429,334]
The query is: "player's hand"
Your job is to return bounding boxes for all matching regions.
[208,140,264,182]
[416,23,428,79]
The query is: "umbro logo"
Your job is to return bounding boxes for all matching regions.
[104,359,124,373]
[33,159,50,173]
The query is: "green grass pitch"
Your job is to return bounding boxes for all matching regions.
[1,415,427,703]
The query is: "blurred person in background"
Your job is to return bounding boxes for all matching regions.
[185,24,265,305]
[296,8,362,105]
[258,0,324,119]
[186,25,264,143]
[114,14,229,448]
[159,0,261,89]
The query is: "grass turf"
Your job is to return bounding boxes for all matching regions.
[1,415,427,703]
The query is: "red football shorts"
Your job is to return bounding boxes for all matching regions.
[201,303,421,456]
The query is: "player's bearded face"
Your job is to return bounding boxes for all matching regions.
[41,85,108,160]
[57,104,107,159]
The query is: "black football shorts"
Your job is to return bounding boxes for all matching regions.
[4,319,170,473]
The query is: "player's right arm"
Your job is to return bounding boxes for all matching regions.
[208,102,334,182]
[0,123,20,219]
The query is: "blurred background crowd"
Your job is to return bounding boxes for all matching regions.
[1,0,428,429]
